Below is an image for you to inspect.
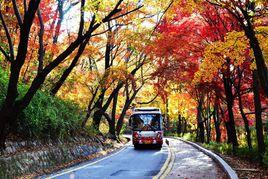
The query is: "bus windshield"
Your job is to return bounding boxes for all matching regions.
[131,114,161,131]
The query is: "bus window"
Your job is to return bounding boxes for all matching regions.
[131,114,161,131]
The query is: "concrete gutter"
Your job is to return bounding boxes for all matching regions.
[176,137,238,179]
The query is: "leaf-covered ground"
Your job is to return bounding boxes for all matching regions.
[220,154,268,179]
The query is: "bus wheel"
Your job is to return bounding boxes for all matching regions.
[134,144,139,150]
[156,144,162,150]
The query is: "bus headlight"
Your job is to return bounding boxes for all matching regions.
[133,132,142,140]
[156,132,162,139]
[133,132,139,139]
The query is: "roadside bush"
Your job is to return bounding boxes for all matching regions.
[0,67,84,139]
[263,151,268,167]
[120,123,128,135]
[182,133,196,141]
[164,131,177,137]
[263,137,268,166]
[85,118,109,135]
[203,142,233,155]
[202,140,268,164]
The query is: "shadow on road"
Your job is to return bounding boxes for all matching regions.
[133,145,164,150]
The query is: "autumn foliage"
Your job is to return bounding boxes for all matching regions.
[148,0,267,163]
[0,0,267,165]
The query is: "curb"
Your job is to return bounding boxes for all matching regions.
[176,137,238,179]
[153,142,175,179]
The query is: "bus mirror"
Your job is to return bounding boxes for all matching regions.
[129,117,132,126]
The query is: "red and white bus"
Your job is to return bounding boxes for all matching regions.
[129,107,163,149]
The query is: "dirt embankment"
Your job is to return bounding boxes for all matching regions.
[0,135,127,178]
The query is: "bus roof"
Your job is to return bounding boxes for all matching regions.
[132,107,161,114]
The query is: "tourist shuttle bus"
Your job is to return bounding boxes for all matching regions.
[129,107,163,149]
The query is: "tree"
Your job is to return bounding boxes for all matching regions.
[0,0,141,149]
[80,0,174,135]
[206,0,268,96]
[253,70,266,162]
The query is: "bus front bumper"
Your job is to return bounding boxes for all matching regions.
[133,138,163,145]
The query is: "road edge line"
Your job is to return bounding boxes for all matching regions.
[153,144,175,179]
[176,137,238,179]
[46,144,128,179]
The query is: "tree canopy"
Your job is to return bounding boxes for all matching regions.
[0,0,267,164]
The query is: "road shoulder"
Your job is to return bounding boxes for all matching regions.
[177,137,238,179]
[155,137,234,179]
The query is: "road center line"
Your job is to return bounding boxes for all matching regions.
[153,140,174,179]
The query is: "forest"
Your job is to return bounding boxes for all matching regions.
[0,0,267,166]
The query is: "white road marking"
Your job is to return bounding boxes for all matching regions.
[69,173,75,179]
[46,146,128,179]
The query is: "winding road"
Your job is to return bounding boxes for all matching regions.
[45,138,226,179]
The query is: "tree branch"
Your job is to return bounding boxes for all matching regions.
[23,0,28,14]
[37,8,44,74]
[63,1,80,14]
[17,0,125,110]
[12,0,23,27]
[0,46,10,61]
[138,93,158,104]
[151,0,174,35]
[109,5,144,21]
[0,8,14,61]
[78,0,85,37]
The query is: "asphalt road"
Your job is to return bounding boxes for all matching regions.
[45,138,226,179]
[46,142,168,179]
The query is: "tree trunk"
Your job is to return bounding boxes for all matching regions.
[50,38,89,95]
[213,105,221,143]
[177,114,182,136]
[116,107,128,136]
[81,87,99,127]
[51,0,86,95]
[224,121,232,143]
[0,112,10,149]
[53,0,64,44]
[92,91,105,132]
[0,125,7,149]
[165,97,170,131]
[0,105,19,149]
[116,89,138,136]
[219,105,232,143]
[182,118,187,136]
[238,91,252,150]
[206,116,211,143]
[197,99,205,143]
[223,75,238,151]
[92,110,102,132]
[107,119,116,139]
[109,92,118,139]
[253,70,265,162]
[82,110,92,127]
[243,14,268,97]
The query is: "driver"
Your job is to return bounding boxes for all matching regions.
[150,115,159,130]
[135,116,144,130]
